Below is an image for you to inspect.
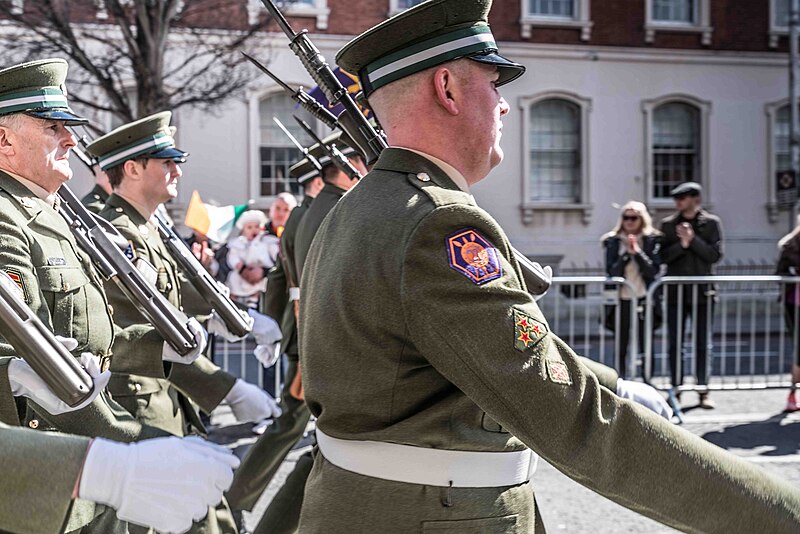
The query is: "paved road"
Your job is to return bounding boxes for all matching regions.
[210,388,800,533]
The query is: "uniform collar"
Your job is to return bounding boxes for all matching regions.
[396,147,471,194]
[112,192,153,223]
[1,169,59,207]
[90,184,110,203]
[106,193,150,225]
[371,148,466,195]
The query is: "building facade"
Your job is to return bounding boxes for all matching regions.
[6,0,793,270]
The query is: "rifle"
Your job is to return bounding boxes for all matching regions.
[255,0,552,296]
[293,117,362,181]
[57,185,198,356]
[273,117,323,173]
[0,271,94,407]
[258,0,385,164]
[69,128,252,338]
[152,212,253,338]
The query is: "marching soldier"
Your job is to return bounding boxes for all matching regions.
[226,134,350,533]
[85,112,282,533]
[0,58,218,533]
[296,0,800,532]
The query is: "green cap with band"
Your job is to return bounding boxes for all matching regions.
[290,131,358,184]
[0,58,88,124]
[336,0,525,96]
[85,111,188,171]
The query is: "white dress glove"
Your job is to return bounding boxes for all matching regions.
[223,378,282,423]
[7,336,110,415]
[254,343,280,369]
[616,379,673,420]
[247,308,282,346]
[206,310,253,343]
[79,436,240,534]
[162,317,207,364]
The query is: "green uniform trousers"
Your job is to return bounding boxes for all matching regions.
[251,451,313,534]
[226,357,309,511]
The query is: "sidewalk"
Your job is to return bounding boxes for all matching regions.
[209,388,800,533]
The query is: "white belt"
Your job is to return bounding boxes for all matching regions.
[316,429,538,488]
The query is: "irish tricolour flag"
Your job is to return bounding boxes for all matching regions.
[184,191,248,243]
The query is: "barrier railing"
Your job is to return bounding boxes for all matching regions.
[210,335,282,400]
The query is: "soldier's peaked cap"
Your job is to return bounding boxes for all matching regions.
[0,58,88,125]
[336,0,525,96]
[86,111,188,171]
[290,130,359,185]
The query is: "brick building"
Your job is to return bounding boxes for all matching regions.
[4,0,794,269]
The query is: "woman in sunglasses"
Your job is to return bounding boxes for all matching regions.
[602,201,662,378]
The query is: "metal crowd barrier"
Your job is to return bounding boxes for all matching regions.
[211,335,282,400]
[542,275,800,392]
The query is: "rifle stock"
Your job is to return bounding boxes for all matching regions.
[57,185,197,356]
[0,271,94,407]
[153,212,252,338]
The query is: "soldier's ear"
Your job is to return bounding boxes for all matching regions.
[0,126,14,156]
[433,67,460,116]
[122,158,141,181]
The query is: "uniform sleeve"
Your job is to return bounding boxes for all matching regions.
[263,260,288,321]
[168,355,236,413]
[0,424,89,534]
[400,205,800,534]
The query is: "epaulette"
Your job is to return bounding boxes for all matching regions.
[405,172,473,208]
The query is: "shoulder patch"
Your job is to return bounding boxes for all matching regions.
[4,269,29,303]
[446,228,502,285]
[124,241,136,260]
[513,308,547,352]
[546,359,572,385]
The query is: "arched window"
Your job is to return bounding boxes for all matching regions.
[258,93,314,198]
[528,98,581,202]
[651,102,700,198]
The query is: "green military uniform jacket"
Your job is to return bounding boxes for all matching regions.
[264,194,314,356]
[98,194,236,436]
[294,183,347,284]
[0,423,89,534]
[298,149,800,533]
[0,171,171,532]
[79,185,109,215]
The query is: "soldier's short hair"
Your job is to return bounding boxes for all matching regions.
[105,156,150,189]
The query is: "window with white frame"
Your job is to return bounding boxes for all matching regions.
[520,0,592,39]
[651,102,701,199]
[258,93,315,198]
[771,0,791,47]
[249,0,329,29]
[528,99,581,202]
[645,0,711,44]
[518,92,593,224]
[766,100,794,221]
[776,105,791,175]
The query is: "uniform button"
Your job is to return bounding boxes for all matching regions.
[166,284,173,292]
[134,383,142,392]
[63,283,71,291]
[417,172,431,182]
[107,305,114,316]
[28,419,39,429]
[115,207,123,213]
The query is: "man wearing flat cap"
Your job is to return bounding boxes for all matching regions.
[295,0,799,532]
[660,181,723,409]
[87,111,283,533]
[226,131,363,534]
[0,58,237,533]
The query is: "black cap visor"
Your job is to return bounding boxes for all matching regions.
[149,146,188,163]
[26,108,89,126]
[468,51,526,86]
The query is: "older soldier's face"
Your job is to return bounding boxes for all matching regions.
[459,62,509,180]
[13,116,76,192]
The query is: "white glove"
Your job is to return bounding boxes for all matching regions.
[224,378,282,423]
[162,318,207,364]
[533,265,553,302]
[7,336,110,415]
[79,435,240,534]
[247,308,281,346]
[206,310,253,343]
[616,379,673,420]
[254,343,280,368]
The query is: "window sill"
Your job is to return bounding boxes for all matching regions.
[520,17,593,40]
[283,4,330,30]
[645,23,713,46]
[770,29,788,48]
[521,203,593,225]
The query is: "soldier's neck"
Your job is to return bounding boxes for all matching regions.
[114,189,156,220]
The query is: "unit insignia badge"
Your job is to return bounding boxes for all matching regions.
[446,228,502,285]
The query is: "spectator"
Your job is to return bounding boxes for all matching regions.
[602,201,662,378]
[660,182,723,408]
[227,210,272,308]
[776,216,800,413]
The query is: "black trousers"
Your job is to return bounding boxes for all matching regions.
[666,285,714,387]
[616,299,646,379]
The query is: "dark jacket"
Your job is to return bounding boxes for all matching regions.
[603,233,662,288]
[776,234,800,305]
[660,209,723,276]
